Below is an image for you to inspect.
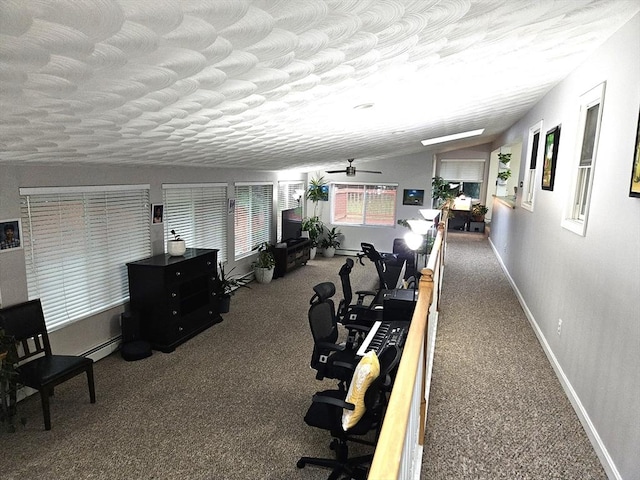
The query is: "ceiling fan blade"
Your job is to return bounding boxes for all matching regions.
[358,169,383,174]
[325,169,344,173]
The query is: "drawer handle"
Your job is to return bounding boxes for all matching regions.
[171,292,177,297]
[178,326,183,332]
[175,271,181,276]
[206,261,211,266]
[172,310,178,315]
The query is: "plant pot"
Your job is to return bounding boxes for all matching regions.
[309,246,317,260]
[323,246,336,258]
[471,215,485,222]
[218,295,231,314]
[300,231,310,238]
[167,240,186,256]
[254,266,274,284]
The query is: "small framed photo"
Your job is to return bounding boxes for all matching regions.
[403,189,425,206]
[629,109,640,197]
[542,125,561,191]
[0,219,23,252]
[151,204,164,224]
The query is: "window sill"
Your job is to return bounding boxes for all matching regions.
[492,195,516,209]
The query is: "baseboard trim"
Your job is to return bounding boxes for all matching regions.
[82,335,122,362]
[487,238,620,480]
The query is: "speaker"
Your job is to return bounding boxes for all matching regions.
[120,312,152,361]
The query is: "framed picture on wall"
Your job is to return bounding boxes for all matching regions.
[542,125,561,191]
[629,109,640,197]
[151,204,164,224]
[0,218,22,252]
[403,189,425,205]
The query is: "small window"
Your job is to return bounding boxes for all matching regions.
[234,183,273,258]
[562,82,606,236]
[277,181,304,242]
[440,159,485,200]
[331,183,397,227]
[522,121,543,212]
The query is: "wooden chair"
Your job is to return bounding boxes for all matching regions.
[0,299,96,430]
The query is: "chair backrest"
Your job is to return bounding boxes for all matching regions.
[360,243,389,290]
[338,258,355,315]
[309,282,338,346]
[0,299,51,362]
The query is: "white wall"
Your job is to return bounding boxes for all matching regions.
[489,14,640,480]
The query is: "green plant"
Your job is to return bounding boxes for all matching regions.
[306,176,328,217]
[170,229,181,241]
[213,262,251,298]
[471,204,488,217]
[320,226,341,249]
[497,170,512,181]
[498,152,511,165]
[252,242,275,269]
[431,176,458,206]
[301,215,324,247]
[0,328,22,432]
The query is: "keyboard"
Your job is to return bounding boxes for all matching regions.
[356,321,408,357]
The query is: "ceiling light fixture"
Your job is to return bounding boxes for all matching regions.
[353,103,374,110]
[420,129,485,146]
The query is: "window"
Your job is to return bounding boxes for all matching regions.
[440,159,485,200]
[277,181,304,242]
[19,185,151,331]
[163,183,228,262]
[234,183,273,258]
[332,183,397,227]
[562,82,606,236]
[522,121,543,211]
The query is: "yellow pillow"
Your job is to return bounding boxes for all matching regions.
[342,351,380,431]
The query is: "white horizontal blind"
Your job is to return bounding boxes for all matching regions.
[277,181,304,241]
[235,184,273,258]
[440,159,485,182]
[163,183,228,262]
[20,186,151,331]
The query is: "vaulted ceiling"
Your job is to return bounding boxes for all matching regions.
[1,0,638,172]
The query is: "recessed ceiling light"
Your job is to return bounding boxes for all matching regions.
[420,129,485,146]
[353,103,374,110]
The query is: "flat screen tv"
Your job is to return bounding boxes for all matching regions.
[281,207,302,242]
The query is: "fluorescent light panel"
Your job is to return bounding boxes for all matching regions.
[421,129,484,146]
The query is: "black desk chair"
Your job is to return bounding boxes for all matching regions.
[297,346,401,479]
[0,299,96,430]
[337,258,381,325]
[308,282,369,388]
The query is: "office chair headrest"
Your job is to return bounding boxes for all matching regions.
[311,282,336,304]
[360,242,383,262]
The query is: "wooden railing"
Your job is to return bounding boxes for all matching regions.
[368,212,447,479]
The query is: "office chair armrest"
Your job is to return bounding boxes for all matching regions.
[312,394,355,411]
[342,323,370,334]
[332,360,356,372]
[354,290,377,305]
[317,341,346,352]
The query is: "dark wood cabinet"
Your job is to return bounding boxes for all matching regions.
[126,248,222,353]
[272,238,311,278]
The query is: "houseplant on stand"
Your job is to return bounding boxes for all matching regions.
[470,204,488,222]
[252,242,276,284]
[320,226,341,258]
[431,176,457,208]
[301,216,323,260]
[302,176,327,260]
[212,262,251,313]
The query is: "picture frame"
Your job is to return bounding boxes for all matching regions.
[151,204,164,224]
[629,109,640,197]
[0,218,23,253]
[542,125,561,191]
[403,189,425,206]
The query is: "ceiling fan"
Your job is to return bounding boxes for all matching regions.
[326,158,382,177]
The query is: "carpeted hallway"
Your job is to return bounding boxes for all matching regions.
[422,231,606,479]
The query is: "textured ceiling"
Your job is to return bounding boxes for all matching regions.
[0,0,638,172]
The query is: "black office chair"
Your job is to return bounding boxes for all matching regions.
[308,282,369,387]
[0,299,96,430]
[337,258,381,325]
[297,345,402,479]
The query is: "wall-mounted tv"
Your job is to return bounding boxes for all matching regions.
[281,207,302,242]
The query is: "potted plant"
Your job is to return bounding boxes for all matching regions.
[212,262,251,313]
[470,204,488,222]
[0,328,21,432]
[431,176,458,208]
[167,229,186,257]
[252,242,276,284]
[301,216,323,259]
[498,152,511,166]
[320,226,341,258]
[497,170,512,183]
[306,176,328,216]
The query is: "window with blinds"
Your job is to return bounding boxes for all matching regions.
[332,183,397,227]
[277,181,304,241]
[440,159,485,199]
[162,183,228,262]
[234,183,273,258]
[19,185,151,331]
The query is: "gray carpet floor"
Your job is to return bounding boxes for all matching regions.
[1,233,606,479]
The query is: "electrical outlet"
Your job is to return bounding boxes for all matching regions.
[557,318,563,336]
